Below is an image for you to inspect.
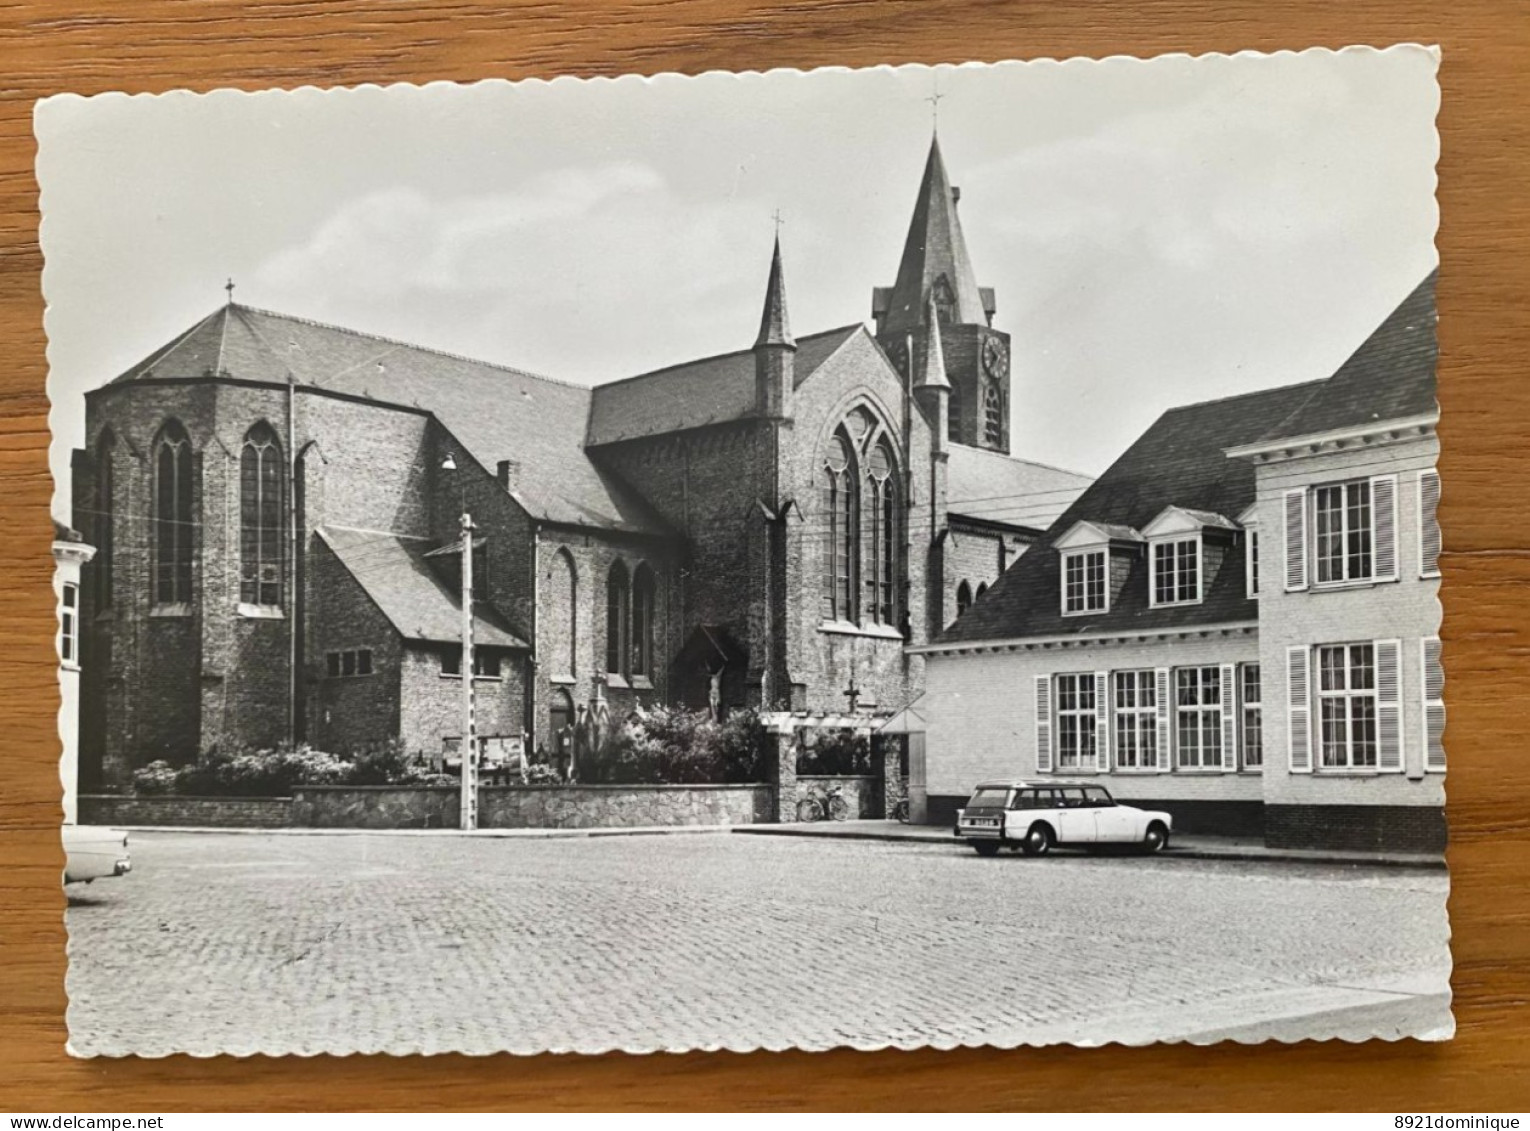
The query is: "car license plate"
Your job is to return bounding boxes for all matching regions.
[968,818,998,827]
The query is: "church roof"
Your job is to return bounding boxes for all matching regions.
[107,304,669,535]
[946,444,1092,531]
[585,324,863,446]
[318,525,528,650]
[875,135,992,336]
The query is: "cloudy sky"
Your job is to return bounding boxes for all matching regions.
[38,47,1438,518]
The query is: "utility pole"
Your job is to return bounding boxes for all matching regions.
[459,510,479,831]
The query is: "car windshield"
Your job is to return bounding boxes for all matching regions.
[1083,787,1115,807]
[966,788,1011,808]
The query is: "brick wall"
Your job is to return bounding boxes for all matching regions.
[307,537,403,754]
[79,794,292,828]
[399,644,525,761]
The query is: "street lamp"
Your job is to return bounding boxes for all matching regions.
[442,452,479,831]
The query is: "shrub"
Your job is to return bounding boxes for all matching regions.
[131,760,179,796]
[584,705,768,785]
[342,738,434,786]
[524,762,563,785]
[173,744,350,797]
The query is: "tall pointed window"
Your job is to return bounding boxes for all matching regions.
[631,563,656,680]
[240,422,284,608]
[947,384,961,442]
[606,559,629,676]
[822,431,856,621]
[983,384,1003,447]
[152,421,194,606]
[865,441,899,625]
[94,430,115,609]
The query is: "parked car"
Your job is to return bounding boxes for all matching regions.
[63,825,131,884]
[954,781,1171,857]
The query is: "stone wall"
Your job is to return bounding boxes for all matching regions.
[79,794,292,828]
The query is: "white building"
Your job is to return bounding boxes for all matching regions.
[53,521,96,825]
[911,273,1443,853]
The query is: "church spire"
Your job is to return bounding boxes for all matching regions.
[873,134,992,338]
[754,233,795,350]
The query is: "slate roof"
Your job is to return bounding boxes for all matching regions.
[1254,271,1438,445]
[874,135,993,336]
[108,305,668,535]
[946,443,1092,531]
[317,525,528,650]
[936,379,1325,644]
[585,325,863,446]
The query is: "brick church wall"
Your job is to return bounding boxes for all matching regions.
[398,643,526,760]
[306,536,403,755]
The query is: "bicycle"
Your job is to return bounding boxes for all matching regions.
[891,796,911,823]
[795,783,850,822]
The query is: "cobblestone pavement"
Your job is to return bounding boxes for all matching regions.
[65,832,1452,1055]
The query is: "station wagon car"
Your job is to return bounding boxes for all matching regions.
[954,781,1172,857]
[63,825,131,884]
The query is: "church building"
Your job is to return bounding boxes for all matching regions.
[71,135,1091,791]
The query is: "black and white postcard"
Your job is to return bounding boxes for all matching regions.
[43,45,1449,1055]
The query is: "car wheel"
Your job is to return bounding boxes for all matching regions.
[1142,822,1169,854]
[973,841,1001,857]
[1020,823,1053,857]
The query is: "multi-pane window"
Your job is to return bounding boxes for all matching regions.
[1317,643,1378,768]
[1174,666,1223,768]
[1055,673,1097,770]
[94,431,115,609]
[1315,481,1373,583]
[630,563,656,679]
[1112,670,1158,770]
[983,384,1003,447]
[153,422,195,606]
[440,649,500,678]
[822,432,856,621]
[606,560,630,675]
[1063,550,1106,614]
[1151,538,1200,605]
[1240,663,1263,769]
[240,422,284,607]
[327,648,373,678]
[59,582,79,667]
[865,442,898,625]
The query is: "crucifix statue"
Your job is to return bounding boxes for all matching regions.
[843,679,861,715]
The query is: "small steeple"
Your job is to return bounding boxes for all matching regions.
[754,233,795,350]
[914,291,950,391]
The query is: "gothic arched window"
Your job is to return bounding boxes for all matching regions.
[977,582,989,600]
[606,559,629,676]
[956,581,973,617]
[865,441,899,625]
[94,430,116,610]
[631,563,656,680]
[551,548,577,678]
[240,422,284,607]
[152,420,194,606]
[822,431,857,622]
[983,384,1003,448]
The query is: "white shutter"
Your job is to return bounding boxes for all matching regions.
[1375,638,1403,772]
[1094,670,1110,773]
[1286,646,1312,773]
[1419,470,1442,578]
[1246,529,1259,598]
[1283,489,1308,591]
[1035,675,1053,773]
[1422,636,1446,772]
[1371,475,1399,582]
[1219,663,1237,772]
[1154,667,1171,774]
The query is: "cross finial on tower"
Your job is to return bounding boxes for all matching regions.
[772,208,784,236]
[224,278,235,305]
[924,83,945,131]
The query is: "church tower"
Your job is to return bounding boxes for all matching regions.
[873,135,1012,453]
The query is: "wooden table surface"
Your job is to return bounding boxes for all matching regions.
[2,0,1526,1113]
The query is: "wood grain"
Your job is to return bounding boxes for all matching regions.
[2,0,1526,1112]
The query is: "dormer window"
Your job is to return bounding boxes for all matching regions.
[1063,550,1107,614]
[1150,538,1201,606]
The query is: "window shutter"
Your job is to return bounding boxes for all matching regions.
[1035,675,1053,773]
[1419,470,1442,578]
[1219,663,1237,772]
[1422,636,1446,772]
[1283,489,1308,591]
[1371,475,1399,582]
[1154,667,1171,774]
[1094,670,1110,773]
[1375,638,1403,772]
[1286,646,1312,773]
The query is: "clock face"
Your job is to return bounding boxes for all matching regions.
[982,336,1010,380]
